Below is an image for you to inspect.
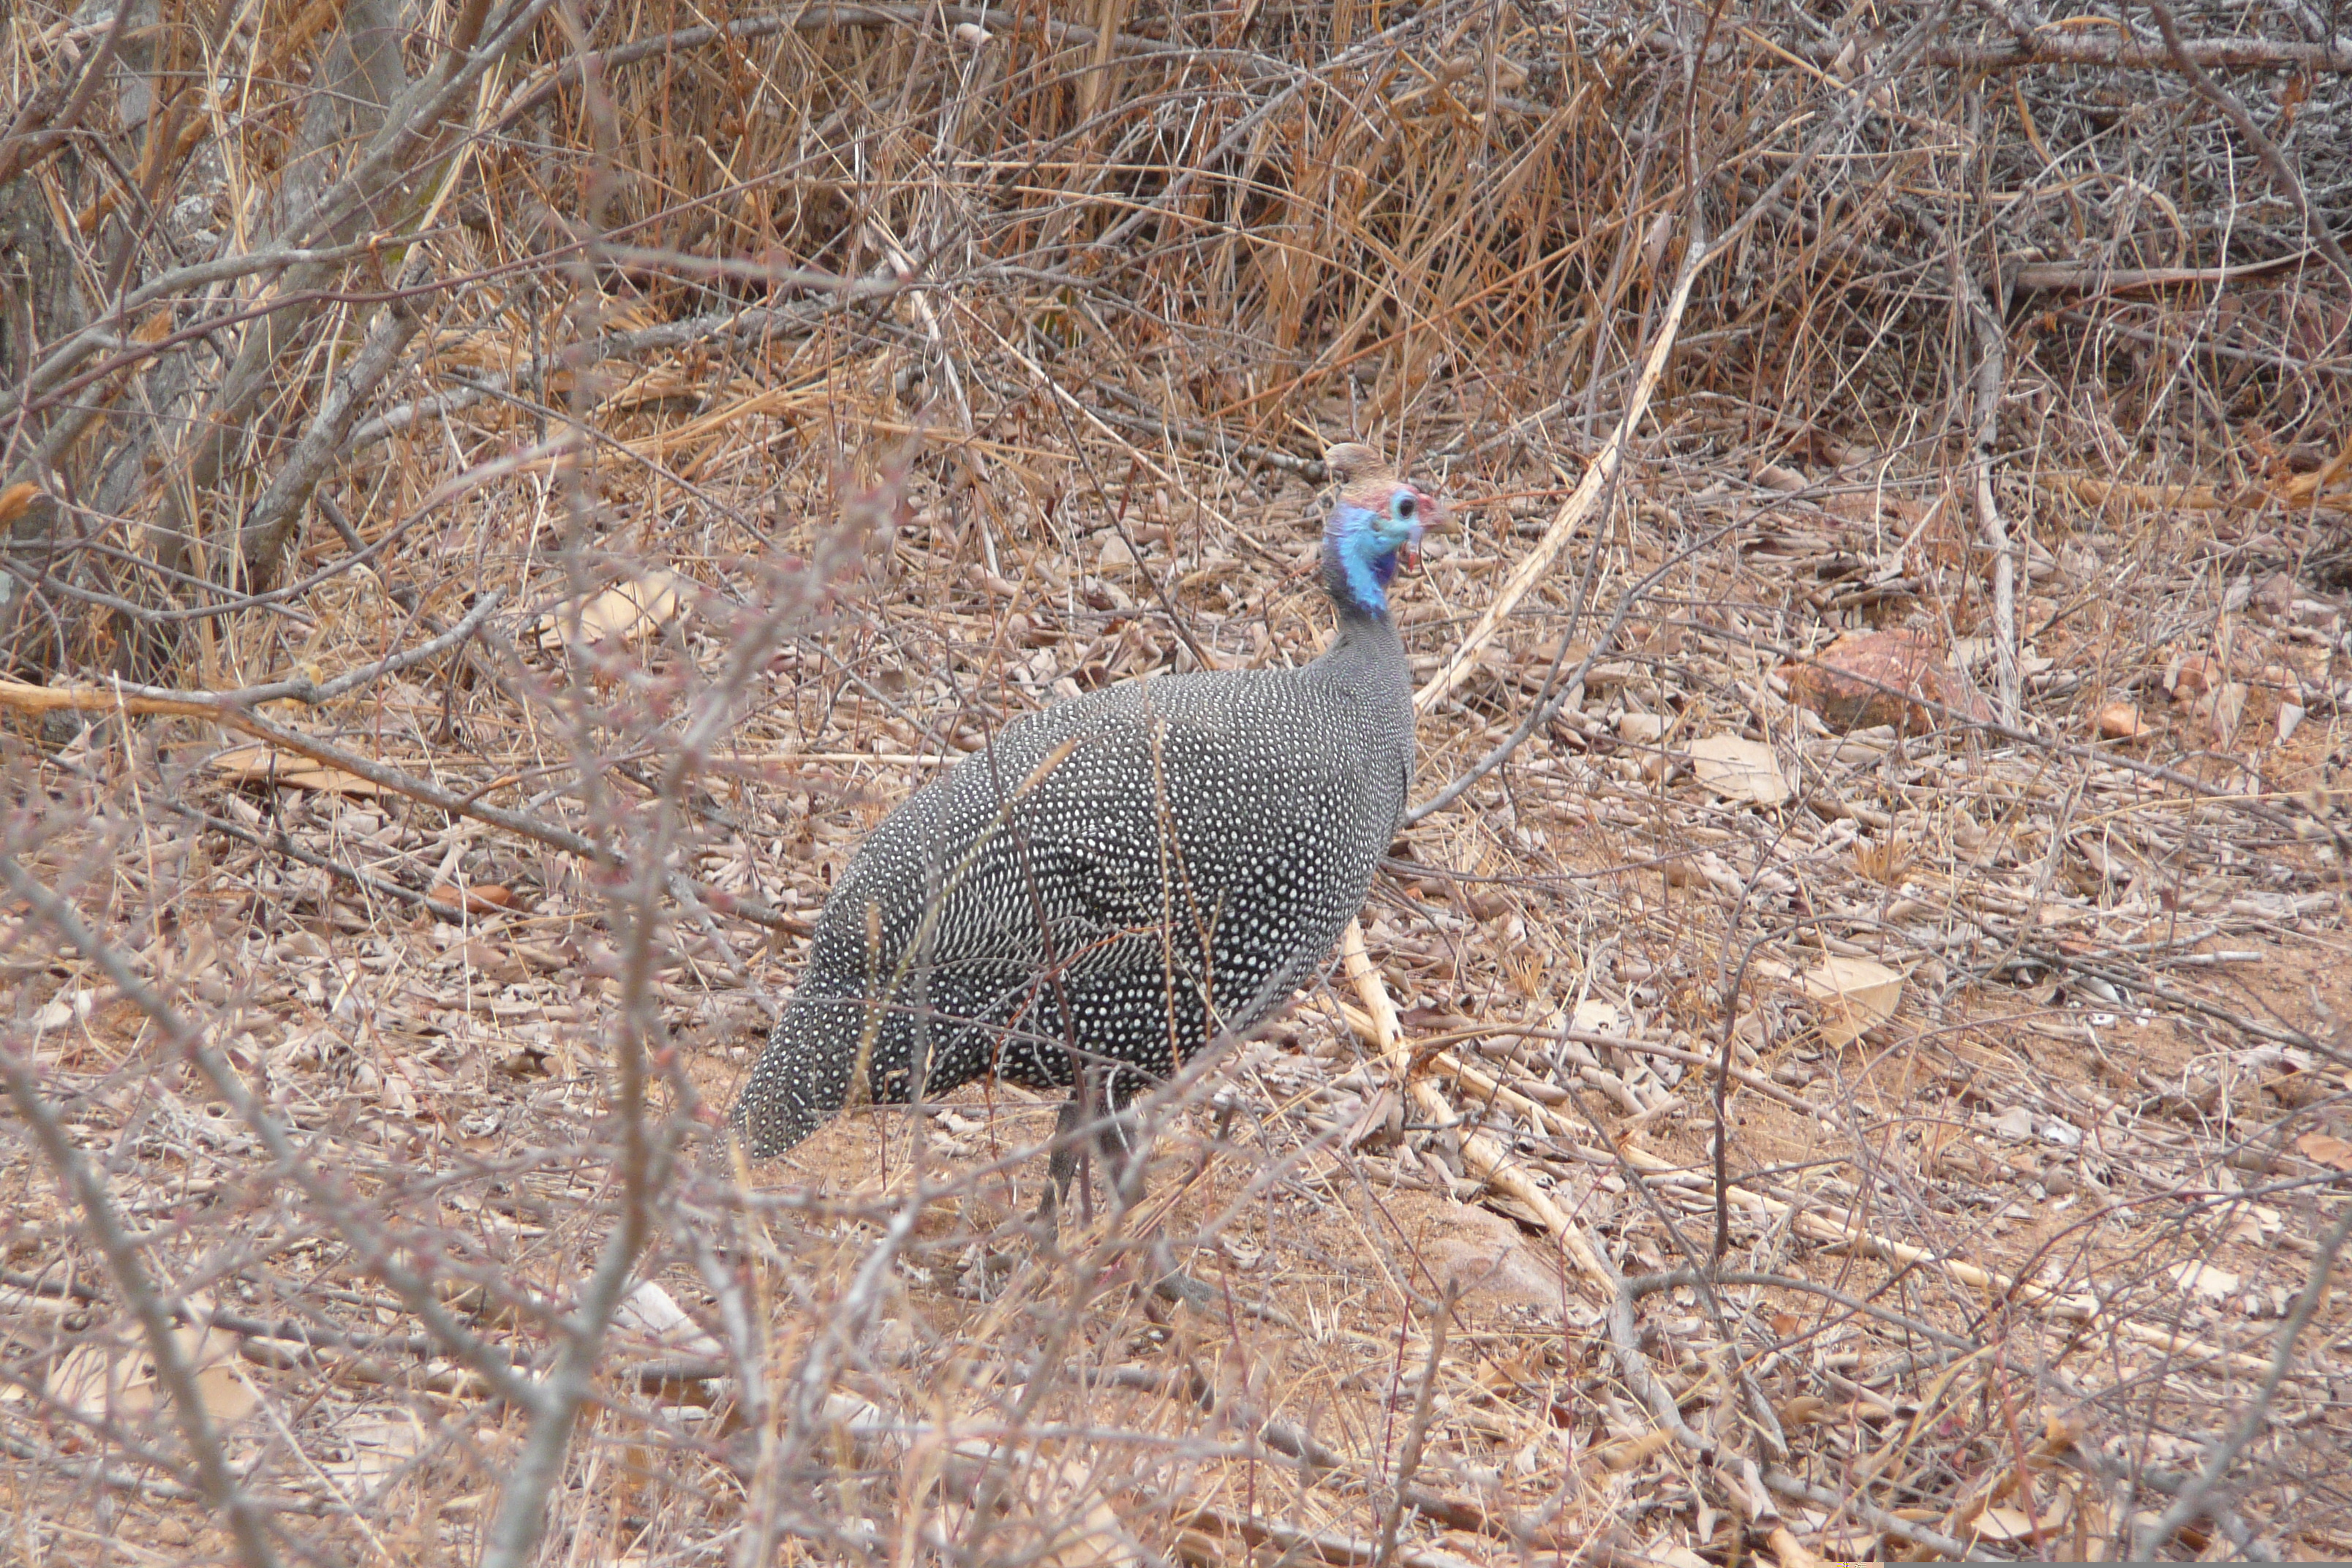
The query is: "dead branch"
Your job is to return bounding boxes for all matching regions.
[1371,1284,1457,1568]
[1926,33,2352,74]
[0,588,503,713]
[2144,0,2352,287]
[2010,253,2317,294]
[2138,1202,2352,1553]
[0,870,287,1565]
[236,255,437,588]
[1957,216,2019,725]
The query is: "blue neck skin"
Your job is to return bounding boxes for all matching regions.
[1323,505,1404,622]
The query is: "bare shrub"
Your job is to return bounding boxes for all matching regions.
[2,1,2348,1563]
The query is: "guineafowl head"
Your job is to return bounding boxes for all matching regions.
[1320,442,1436,621]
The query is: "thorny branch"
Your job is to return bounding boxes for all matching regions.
[3,0,2348,1560]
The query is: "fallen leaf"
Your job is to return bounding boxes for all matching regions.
[2278,437,2352,504]
[616,1281,723,1357]
[211,745,382,796]
[2067,475,2227,511]
[1972,1503,2065,1542]
[50,1324,257,1426]
[325,1411,424,1487]
[496,1044,551,1078]
[2040,1409,2087,1454]
[1570,999,1624,1034]
[2167,1260,2238,1300]
[1766,1524,1833,1568]
[2206,680,2247,743]
[536,568,685,651]
[1594,1427,1676,1471]
[1688,734,1792,805]
[1800,955,1903,1045]
[2296,1131,2352,1170]
[1616,711,1668,745]
[427,883,515,917]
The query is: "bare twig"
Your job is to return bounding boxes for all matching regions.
[0,854,551,1411]
[1953,213,2019,725]
[1413,236,1703,712]
[340,302,827,453]
[1926,32,2352,72]
[0,0,129,186]
[237,255,437,586]
[0,588,503,712]
[2138,1202,2352,1555]
[1371,1284,1457,1568]
[0,625,821,938]
[0,999,286,1568]
[2144,0,2352,285]
[478,794,687,1567]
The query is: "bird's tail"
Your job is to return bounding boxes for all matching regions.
[731,992,886,1158]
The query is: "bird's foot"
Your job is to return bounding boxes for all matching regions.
[1033,1093,1143,1225]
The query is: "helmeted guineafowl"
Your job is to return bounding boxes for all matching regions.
[733,443,1436,1194]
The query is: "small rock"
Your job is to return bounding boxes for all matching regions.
[1617,711,1667,745]
[1785,627,1991,733]
[2166,652,2220,701]
[2252,570,2296,617]
[2208,679,2247,743]
[1425,1205,1564,1313]
[2291,598,2341,629]
[2096,702,2146,739]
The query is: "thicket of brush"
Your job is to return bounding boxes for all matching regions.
[3,1,2350,1564]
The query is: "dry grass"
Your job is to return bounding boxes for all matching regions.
[2,1,2351,1564]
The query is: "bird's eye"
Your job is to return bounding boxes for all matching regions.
[1392,493,1417,520]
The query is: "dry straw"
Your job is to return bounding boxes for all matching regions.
[1,0,2349,1564]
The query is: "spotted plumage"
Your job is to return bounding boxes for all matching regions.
[733,443,1438,1169]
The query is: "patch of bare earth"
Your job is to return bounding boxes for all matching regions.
[4,2,2351,1565]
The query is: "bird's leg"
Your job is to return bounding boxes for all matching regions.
[1098,1070,1145,1207]
[1037,1092,1088,1222]
[1036,1065,1144,1223]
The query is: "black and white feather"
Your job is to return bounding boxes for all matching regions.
[733,444,1438,1161]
